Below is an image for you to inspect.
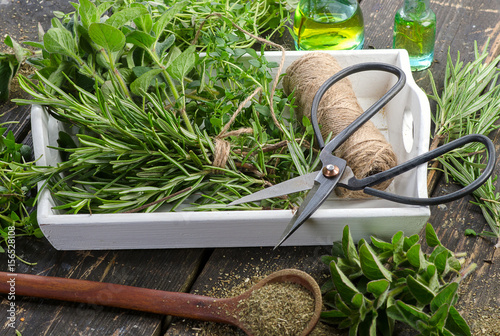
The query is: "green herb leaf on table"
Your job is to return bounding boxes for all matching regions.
[321,226,473,336]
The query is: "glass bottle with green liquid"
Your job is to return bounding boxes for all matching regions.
[393,0,436,71]
[293,0,364,50]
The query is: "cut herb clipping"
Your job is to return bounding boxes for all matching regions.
[428,41,500,247]
[321,225,474,336]
[14,0,317,214]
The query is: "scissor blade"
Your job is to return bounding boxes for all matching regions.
[228,171,318,206]
[275,176,338,248]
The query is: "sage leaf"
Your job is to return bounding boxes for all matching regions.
[406,244,426,270]
[126,30,156,50]
[0,54,16,102]
[96,2,113,19]
[434,250,451,275]
[406,275,435,305]
[88,23,125,53]
[444,306,471,336]
[430,282,458,313]
[320,309,348,324]
[388,300,430,330]
[43,28,77,57]
[335,293,354,316]
[426,223,442,247]
[130,69,163,96]
[133,10,153,33]
[156,35,175,57]
[331,241,344,258]
[342,225,360,266]
[429,303,449,330]
[359,244,392,281]
[4,35,28,63]
[107,7,149,28]
[152,1,187,39]
[78,0,98,29]
[167,45,196,81]
[370,236,393,251]
[366,279,389,297]
[403,234,419,251]
[329,260,362,304]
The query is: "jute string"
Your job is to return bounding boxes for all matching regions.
[192,13,286,172]
[283,52,398,198]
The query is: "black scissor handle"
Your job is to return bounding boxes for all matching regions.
[310,62,406,162]
[340,134,496,206]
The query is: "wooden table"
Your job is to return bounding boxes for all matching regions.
[1,0,499,335]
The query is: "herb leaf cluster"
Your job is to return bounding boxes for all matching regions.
[0,122,45,252]
[321,225,472,336]
[13,0,313,214]
[429,41,500,247]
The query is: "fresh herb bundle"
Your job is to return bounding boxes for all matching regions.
[14,0,313,214]
[321,225,473,336]
[428,41,500,247]
[0,121,44,254]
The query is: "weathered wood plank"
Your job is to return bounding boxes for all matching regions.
[0,236,209,336]
[165,246,345,336]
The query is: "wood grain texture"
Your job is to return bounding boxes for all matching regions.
[0,236,209,336]
[165,246,336,335]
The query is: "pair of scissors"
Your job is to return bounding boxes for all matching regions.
[229,62,496,248]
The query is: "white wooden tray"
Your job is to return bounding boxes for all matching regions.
[32,49,431,250]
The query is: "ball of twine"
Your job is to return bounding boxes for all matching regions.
[283,52,397,198]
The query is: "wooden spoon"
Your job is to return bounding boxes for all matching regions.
[0,268,322,335]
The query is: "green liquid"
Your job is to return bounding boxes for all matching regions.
[393,11,436,71]
[293,5,364,50]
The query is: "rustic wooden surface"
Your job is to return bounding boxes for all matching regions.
[1,0,499,335]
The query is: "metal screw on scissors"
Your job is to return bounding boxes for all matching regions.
[229,62,496,248]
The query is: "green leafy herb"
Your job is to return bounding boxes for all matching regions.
[12,0,309,214]
[0,35,31,102]
[429,40,500,247]
[321,224,473,336]
[1,121,46,261]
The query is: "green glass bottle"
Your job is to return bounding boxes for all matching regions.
[393,0,436,71]
[293,0,364,51]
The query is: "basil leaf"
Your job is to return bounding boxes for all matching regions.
[88,23,125,53]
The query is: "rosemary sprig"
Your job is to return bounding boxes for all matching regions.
[12,0,313,214]
[429,41,500,247]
